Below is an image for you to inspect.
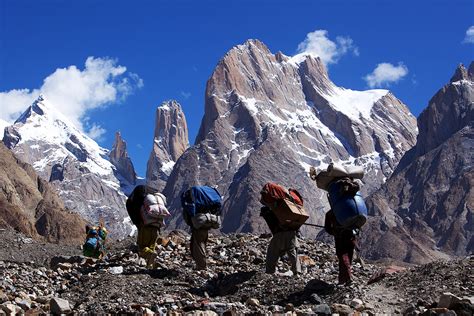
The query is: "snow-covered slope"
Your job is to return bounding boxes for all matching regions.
[0,119,9,140]
[3,96,135,237]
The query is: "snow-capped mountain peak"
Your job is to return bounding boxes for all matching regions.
[3,95,135,237]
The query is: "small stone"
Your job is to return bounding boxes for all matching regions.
[0,292,7,304]
[50,297,71,314]
[438,292,461,309]
[246,298,260,306]
[108,266,124,274]
[331,303,353,315]
[285,303,294,311]
[142,307,154,315]
[16,299,31,310]
[313,304,331,315]
[299,255,316,266]
[309,293,324,305]
[1,304,14,314]
[350,298,364,310]
[363,302,375,310]
[423,308,456,315]
[57,263,72,270]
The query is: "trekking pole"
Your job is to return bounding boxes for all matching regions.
[301,223,325,228]
[284,220,325,229]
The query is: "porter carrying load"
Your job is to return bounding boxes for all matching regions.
[260,182,309,229]
[181,186,222,230]
[310,163,367,229]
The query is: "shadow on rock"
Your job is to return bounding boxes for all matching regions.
[189,270,257,297]
[277,279,335,307]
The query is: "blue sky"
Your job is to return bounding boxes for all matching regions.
[1,0,473,176]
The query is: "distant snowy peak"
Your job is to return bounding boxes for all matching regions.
[3,95,134,237]
[5,96,111,176]
[218,39,389,125]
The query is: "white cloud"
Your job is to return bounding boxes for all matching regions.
[295,29,359,65]
[463,26,474,43]
[86,123,107,141]
[364,62,409,88]
[180,91,191,99]
[0,57,143,140]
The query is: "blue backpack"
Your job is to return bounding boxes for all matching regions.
[181,186,222,218]
[327,178,367,229]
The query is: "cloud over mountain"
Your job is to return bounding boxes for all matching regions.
[0,57,143,139]
[364,62,408,88]
[295,29,359,66]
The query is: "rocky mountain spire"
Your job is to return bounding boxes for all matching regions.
[164,39,418,235]
[109,131,137,185]
[146,100,189,191]
[450,62,474,82]
[413,61,474,158]
[363,61,474,263]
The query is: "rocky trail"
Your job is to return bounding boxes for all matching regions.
[0,228,472,315]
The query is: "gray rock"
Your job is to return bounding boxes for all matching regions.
[245,298,260,306]
[0,304,20,314]
[331,303,352,315]
[50,297,72,314]
[108,266,124,274]
[438,292,461,308]
[309,293,324,305]
[313,304,331,315]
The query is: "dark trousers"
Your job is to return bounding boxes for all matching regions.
[191,228,209,270]
[335,235,356,284]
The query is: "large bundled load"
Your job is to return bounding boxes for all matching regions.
[310,163,367,229]
[260,182,309,230]
[181,186,222,230]
[126,185,158,227]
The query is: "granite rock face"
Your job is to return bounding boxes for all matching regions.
[363,62,474,263]
[146,100,189,192]
[0,142,87,244]
[163,39,417,235]
[3,96,135,237]
[109,131,137,186]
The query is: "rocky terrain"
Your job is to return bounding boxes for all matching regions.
[363,62,474,264]
[1,228,472,315]
[164,39,417,237]
[146,100,189,192]
[0,142,86,244]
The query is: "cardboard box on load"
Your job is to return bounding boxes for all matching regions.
[272,199,309,229]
